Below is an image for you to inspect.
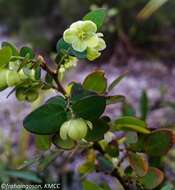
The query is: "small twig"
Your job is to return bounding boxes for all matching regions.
[38,55,66,95]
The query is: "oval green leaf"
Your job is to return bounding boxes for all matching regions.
[23,104,67,135]
[113,116,150,134]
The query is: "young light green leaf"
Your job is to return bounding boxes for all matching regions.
[106,95,125,105]
[108,72,127,92]
[83,70,107,94]
[83,9,107,30]
[0,46,12,68]
[113,116,150,134]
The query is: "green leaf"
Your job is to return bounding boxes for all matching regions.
[139,167,164,189]
[105,142,119,157]
[52,134,76,150]
[100,183,111,190]
[0,46,12,68]
[140,90,149,120]
[83,180,104,190]
[144,129,174,156]
[0,170,42,183]
[128,152,148,177]
[56,38,87,59]
[35,135,51,150]
[20,47,35,59]
[113,116,150,134]
[83,9,107,30]
[34,66,41,80]
[78,161,95,174]
[106,95,125,105]
[2,42,19,56]
[85,119,109,141]
[71,83,95,103]
[83,70,107,94]
[72,95,106,121]
[23,104,67,134]
[108,72,127,92]
[122,101,136,116]
[46,95,67,108]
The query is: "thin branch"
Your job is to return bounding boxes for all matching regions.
[38,55,66,95]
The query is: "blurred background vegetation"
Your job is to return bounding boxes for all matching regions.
[0,0,175,60]
[0,0,175,189]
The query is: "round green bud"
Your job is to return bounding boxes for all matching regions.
[60,118,88,141]
[0,69,8,89]
[26,90,39,102]
[15,88,26,101]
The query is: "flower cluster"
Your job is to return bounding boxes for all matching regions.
[58,55,77,80]
[63,20,106,61]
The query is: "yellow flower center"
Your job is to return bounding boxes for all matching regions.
[78,31,87,40]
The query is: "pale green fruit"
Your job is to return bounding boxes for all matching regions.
[19,69,35,80]
[60,118,88,141]
[26,90,39,102]
[6,70,21,86]
[0,69,8,89]
[15,88,26,101]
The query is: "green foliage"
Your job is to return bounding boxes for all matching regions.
[83,9,107,30]
[83,70,107,94]
[0,9,174,190]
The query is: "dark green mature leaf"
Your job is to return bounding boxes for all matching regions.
[0,46,12,68]
[85,119,109,141]
[56,38,87,59]
[0,170,42,183]
[2,42,19,56]
[139,167,164,189]
[83,9,107,30]
[108,72,127,92]
[144,129,174,156]
[83,70,107,94]
[20,47,35,59]
[128,152,148,177]
[140,90,149,120]
[23,104,67,134]
[35,135,51,150]
[113,116,150,134]
[34,66,41,80]
[46,95,67,108]
[72,95,106,120]
[83,180,104,190]
[71,83,95,103]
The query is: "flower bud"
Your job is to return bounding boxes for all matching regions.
[60,118,90,141]
[15,88,26,101]
[26,90,39,102]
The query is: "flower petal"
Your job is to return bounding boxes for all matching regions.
[70,21,84,30]
[63,29,76,44]
[72,39,87,52]
[83,20,97,33]
[86,34,99,48]
[96,38,106,51]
